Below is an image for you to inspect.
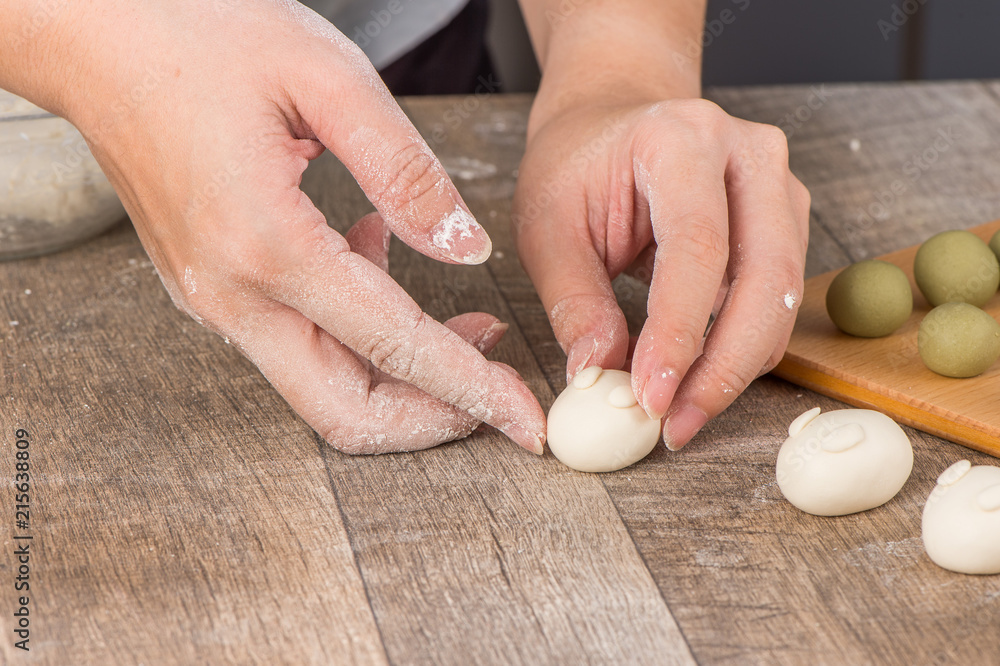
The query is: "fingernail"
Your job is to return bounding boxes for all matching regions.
[473,322,508,353]
[641,367,679,420]
[505,423,545,455]
[663,404,708,451]
[565,336,596,384]
[378,222,392,272]
[530,431,545,455]
[430,208,492,265]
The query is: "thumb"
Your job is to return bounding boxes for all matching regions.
[292,46,491,266]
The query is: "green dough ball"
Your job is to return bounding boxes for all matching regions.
[918,303,1000,378]
[991,229,1000,264]
[826,260,913,337]
[913,230,1000,307]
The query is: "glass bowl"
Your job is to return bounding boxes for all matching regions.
[0,89,126,261]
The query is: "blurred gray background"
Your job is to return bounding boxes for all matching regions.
[487,0,1000,93]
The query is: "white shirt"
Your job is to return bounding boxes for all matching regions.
[302,0,468,69]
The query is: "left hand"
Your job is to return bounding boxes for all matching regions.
[513,98,810,450]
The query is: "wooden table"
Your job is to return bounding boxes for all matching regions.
[3,83,1000,665]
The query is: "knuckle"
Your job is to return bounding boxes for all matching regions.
[439,374,474,410]
[681,215,729,272]
[358,312,430,384]
[702,349,754,397]
[671,98,728,130]
[717,365,752,398]
[756,274,804,323]
[754,123,790,161]
[371,142,444,219]
[730,124,789,182]
[437,383,477,414]
[640,99,731,155]
[760,257,805,301]
[365,336,416,382]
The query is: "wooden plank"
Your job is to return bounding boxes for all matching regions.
[774,219,1000,457]
[323,439,695,665]
[0,226,387,665]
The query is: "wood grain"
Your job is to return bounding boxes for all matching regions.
[774,219,1000,457]
[0,227,387,665]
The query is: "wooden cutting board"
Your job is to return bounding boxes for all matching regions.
[772,219,1000,458]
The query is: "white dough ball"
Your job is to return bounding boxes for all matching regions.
[922,460,1000,575]
[775,407,913,516]
[546,367,661,473]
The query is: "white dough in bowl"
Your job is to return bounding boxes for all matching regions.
[775,407,913,516]
[546,367,661,473]
[922,460,1000,575]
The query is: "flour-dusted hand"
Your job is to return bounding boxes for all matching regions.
[0,0,544,453]
[516,0,810,450]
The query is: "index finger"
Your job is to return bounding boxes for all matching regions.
[287,28,492,266]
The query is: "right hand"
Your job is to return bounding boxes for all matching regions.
[1,0,545,454]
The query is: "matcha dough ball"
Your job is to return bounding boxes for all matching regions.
[826,260,913,337]
[918,303,1000,378]
[991,229,1000,264]
[913,230,1000,307]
